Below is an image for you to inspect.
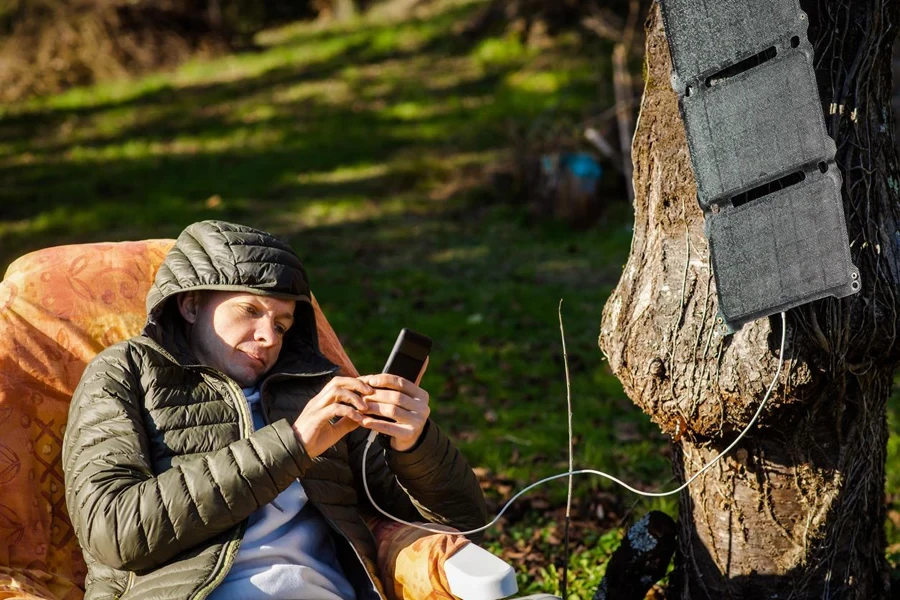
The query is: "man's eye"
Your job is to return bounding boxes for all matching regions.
[242,305,258,316]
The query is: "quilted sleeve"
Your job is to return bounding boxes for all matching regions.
[62,342,314,573]
[348,422,488,545]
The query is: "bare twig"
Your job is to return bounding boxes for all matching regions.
[613,45,635,202]
[611,0,641,203]
[559,299,573,599]
[585,126,625,173]
[582,10,625,42]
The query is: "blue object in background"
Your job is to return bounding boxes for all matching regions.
[541,152,603,194]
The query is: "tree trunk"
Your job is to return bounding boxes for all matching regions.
[599,2,900,598]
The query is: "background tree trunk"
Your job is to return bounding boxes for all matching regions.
[333,0,357,21]
[600,1,900,598]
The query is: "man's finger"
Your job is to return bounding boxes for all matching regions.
[331,376,375,397]
[359,374,423,397]
[362,401,406,422]
[366,394,430,422]
[328,402,365,428]
[364,389,417,409]
[332,389,369,412]
[360,417,414,439]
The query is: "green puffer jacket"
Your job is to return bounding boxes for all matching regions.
[62,221,487,600]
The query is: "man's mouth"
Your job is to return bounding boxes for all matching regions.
[243,352,266,367]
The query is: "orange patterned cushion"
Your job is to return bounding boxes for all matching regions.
[0,241,469,600]
[372,520,469,600]
[0,241,175,600]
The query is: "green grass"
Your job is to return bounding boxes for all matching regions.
[7,1,897,597]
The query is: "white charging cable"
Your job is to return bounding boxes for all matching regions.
[361,311,788,537]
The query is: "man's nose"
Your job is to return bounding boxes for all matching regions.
[254,320,278,346]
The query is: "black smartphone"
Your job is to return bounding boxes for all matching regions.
[382,328,432,382]
[328,329,432,426]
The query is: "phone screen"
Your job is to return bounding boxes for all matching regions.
[385,352,425,382]
[383,328,432,382]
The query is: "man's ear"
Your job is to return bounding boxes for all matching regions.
[177,291,201,324]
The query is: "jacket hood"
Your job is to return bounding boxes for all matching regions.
[146,220,311,315]
[144,220,334,372]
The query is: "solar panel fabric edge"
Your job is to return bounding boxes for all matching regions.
[705,167,858,330]
[660,0,805,93]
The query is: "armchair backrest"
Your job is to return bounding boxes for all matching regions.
[0,241,357,599]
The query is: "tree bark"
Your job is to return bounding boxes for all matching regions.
[599,2,900,598]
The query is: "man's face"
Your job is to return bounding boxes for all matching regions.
[179,291,296,387]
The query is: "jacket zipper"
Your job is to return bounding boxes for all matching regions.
[259,375,386,600]
[188,373,252,600]
[122,571,134,595]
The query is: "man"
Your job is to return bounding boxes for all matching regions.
[62,220,487,600]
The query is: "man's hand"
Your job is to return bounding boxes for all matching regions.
[291,376,373,458]
[356,374,431,452]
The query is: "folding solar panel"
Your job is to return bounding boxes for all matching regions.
[658,0,859,332]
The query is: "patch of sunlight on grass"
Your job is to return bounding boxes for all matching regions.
[294,163,389,185]
[506,70,566,94]
[178,32,369,84]
[382,151,458,188]
[280,195,413,229]
[63,127,285,162]
[235,104,278,124]
[255,10,376,48]
[255,20,336,48]
[350,57,418,83]
[385,101,437,120]
[273,79,351,105]
[428,246,490,264]
[344,54,482,101]
[11,73,173,114]
[2,196,198,241]
[473,36,532,67]
[388,120,458,142]
[368,27,416,54]
[88,105,170,138]
[428,73,486,94]
[296,197,369,223]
